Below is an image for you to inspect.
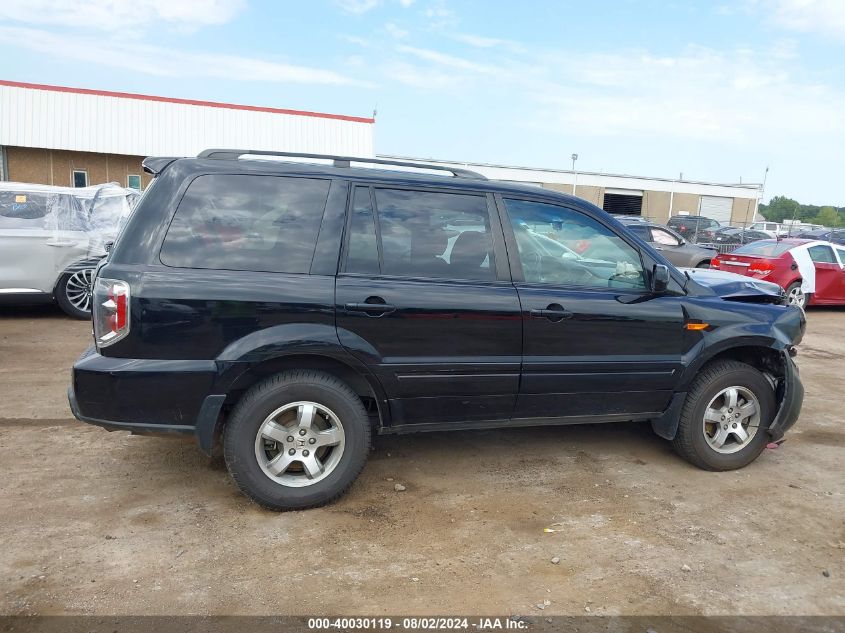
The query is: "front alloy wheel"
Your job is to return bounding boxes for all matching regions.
[671,360,775,470]
[702,386,760,454]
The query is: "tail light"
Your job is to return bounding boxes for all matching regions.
[749,260,775,277]
[711,257,721,269]
[93,278,131,347]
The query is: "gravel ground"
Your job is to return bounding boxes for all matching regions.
[0,305,842,616]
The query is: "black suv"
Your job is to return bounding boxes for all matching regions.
[69,151,805,510]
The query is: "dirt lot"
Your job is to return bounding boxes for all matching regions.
[0,305,842,617]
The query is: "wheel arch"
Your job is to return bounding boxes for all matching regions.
[681,342,787,390]
[200,351,390,457]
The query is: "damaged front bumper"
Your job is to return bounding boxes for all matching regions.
[768,349,804,441]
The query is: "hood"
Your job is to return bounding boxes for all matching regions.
[680,267,785,305]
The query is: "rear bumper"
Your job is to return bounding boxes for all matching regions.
[768,351,804,441]
[68,347,223,447]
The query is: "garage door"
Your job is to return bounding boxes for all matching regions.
[699,196,733,224]
[603,189,643,216]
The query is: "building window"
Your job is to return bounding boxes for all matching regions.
[72,170,88,188]
[127,175,141,191]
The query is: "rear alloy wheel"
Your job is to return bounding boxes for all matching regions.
[785,281,808,309]
[224,370,370,510]
[56,268,95,319]
[671,360,774,470]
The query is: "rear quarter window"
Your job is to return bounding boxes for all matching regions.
[160,174,330,274]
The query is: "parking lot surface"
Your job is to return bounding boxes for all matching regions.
[0,305,843,616]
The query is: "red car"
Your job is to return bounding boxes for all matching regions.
[712,239,845,309]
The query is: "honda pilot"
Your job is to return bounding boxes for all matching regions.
[69,151,805,510]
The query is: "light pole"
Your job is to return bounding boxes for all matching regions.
[571,153,578,197]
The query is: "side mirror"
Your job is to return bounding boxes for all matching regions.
[652,264,670,293]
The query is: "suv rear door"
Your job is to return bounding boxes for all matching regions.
[497,196,686,421]
[335,184,522,426]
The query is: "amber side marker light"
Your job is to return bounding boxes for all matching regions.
[685,322,710,331]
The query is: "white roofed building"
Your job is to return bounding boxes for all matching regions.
[0,80,375,191]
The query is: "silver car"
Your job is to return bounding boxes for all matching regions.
[0,182,138,318]
[619,219,716,268]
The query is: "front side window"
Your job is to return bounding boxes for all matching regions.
[160,174,330,273]
[808,244,836,264]
[364,188,495,281]
[504,198,646,289]
[651,228,679,246]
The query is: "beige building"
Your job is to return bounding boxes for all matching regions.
[383,155,763,226]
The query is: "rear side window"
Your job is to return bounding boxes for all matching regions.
[344,187,496,281]
[160,175,330,273]
[808,244,836,264]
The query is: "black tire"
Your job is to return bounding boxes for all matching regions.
[224,370,371,511]
[55,269,95,319]
[671,360,775,471]
[695,260,711,269]
[785,281,809,309]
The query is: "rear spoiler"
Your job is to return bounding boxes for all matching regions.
[142,157,178,176]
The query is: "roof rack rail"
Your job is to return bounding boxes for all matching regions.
[197,149,487,180]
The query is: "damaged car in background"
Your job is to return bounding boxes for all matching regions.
[0,182,139,318]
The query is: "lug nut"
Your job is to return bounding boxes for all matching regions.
[299,429,307,436]
[288,449,295,455]
[302,450,310,457]
[732,423,737,428]
[286,436,294,442]
[723,425,728,430]
[308,438,316,444]
[721,416,725,421]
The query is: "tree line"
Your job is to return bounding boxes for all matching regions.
[760,196,845,227]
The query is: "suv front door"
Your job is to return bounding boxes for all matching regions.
[335,185,522,426]
[498,196,686,422]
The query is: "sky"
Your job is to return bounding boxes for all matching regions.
[0,0,843,205]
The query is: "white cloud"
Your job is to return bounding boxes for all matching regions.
[0,26,370,87]
[451,32,523,52]
[423,0,458,29]
[0,0,244,31]
[385,22,409,39]
[768,0,845,39]
[396,44,497,73]
[523,45,844,144]
[335,0,382,14]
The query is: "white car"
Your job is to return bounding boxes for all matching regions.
[0,182,138,318]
